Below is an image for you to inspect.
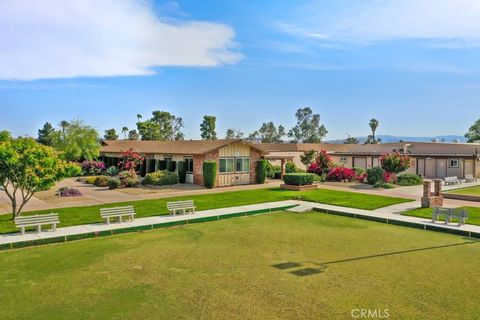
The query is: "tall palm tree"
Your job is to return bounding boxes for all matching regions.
[369,119,379,143]
[59,120,70,139]
[122,126,128,139]
[136,114,142,122]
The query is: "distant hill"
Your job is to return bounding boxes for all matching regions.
[327,135,467,144]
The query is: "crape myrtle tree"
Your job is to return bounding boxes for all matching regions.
[200,115,217,140]
[0,137,70,219]
[288,107,327,143]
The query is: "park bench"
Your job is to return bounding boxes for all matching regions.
[465,174,478,183]
[167,200,196,216]
[14,213,59,235]
[444,176,462,186]
[100,206,136,224]
[432,207,468,226]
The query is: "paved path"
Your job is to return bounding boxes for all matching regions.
[2,199,479,248]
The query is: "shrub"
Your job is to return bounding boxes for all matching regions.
[108,178,121,190]
[142,170,179,186]
[64,162,83,177]
[166,161,176,172]
[397,173,423,186]
[118,170,139,188]
[84,176,101,184]
[203,161,217,189]
[380,152,411,174]
[353,167,366,176]
[106,166,119,177]
[118,149,144,172]
[58,187,82,197]
[326,167,357,182]
[286,162,304,173]
[256,159,267,184]
[366,167,385,185]
[283,173,315,186]
[307,150,333,176]
[81,160,106,176]
[373,181,395,189]
[383,171,397,184]
[266,162,281,179]
[93,175,110,187]
[177,161,187,183]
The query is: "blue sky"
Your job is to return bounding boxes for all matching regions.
[1,0,479,140]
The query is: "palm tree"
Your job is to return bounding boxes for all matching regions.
[369,119,379,143]
[59,120,70,139]
[122,127,128,139]
[136,114,142,122]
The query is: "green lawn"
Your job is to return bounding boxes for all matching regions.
[446,185,480,196]
[0,188,411,234]
[404,206,480,226]
[0,212,478,320]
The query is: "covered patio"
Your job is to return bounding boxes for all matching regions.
[264,155,295,179]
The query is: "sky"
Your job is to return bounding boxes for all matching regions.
[1,0,480,140]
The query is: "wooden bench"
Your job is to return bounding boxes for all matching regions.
[167,200,196,216]
[14,213,59,235]
[432,207,468,226]
[444,176,462,186]
[100,206,136,224]
[465,174,478,183]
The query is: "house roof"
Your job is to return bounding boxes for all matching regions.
[101,139,266,155]
[261,142,480,157]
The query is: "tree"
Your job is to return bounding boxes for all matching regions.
[119,149,145,173]
[0,138,67,218]
[122,127,129,139]
[128,129,139,141]
[465,119,480,143]
[142,110,185,141]
[137,120,161,141]
[300,150,317,167]
[0,130,12,142]
[365,119,381,144]
[136,114,142,122]
[306,150,333,175]
[59,120,70,137]
[288,107,328,143]
[37,122,55,146]
[200,115,217,140]
[104,128,118,140]
[225,128,244,139]
[344,135,359,144]
[249,122,285,143]
[51,120,101,161]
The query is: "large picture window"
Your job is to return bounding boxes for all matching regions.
[219,158,234,173]
[236,158,250,172]
[184,157,194,173]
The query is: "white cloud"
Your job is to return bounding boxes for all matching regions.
[0,0,241,80]
[279,0,480,45]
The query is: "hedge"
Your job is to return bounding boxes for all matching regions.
[141,170,179,186]
[203,161,217,189]
[397,173,423,186]
[283,173,315,186]
[256,159,267,184]
[177,161,187,183]
[366,167,384,185]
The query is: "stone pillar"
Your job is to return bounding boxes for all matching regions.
[421,179,444,208]
[434,179,442,196]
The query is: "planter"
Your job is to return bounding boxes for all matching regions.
[280,184,318,191]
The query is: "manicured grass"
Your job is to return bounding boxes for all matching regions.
[404,206,480,226]
[446,186,480,196]
[0,188,411,234]
[0,212,478,319]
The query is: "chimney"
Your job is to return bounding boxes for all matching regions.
[403,143,412,153]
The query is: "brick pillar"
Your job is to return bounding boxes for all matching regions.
[421,180,432,208]
[433,179,442,196]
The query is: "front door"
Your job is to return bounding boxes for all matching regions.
[436,158,447,178]
[417,158,425,177]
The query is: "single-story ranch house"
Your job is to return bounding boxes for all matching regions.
[262,141,480,179]
[100,139,267,187]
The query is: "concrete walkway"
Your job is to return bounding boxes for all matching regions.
[2,199,479,249]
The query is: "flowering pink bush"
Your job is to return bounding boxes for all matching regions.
[326,167,357,182]
[380,152,411,174]
[119,149,145,172]
[81,160,106,176]
[383,172,397,184]
[307,150,333,175]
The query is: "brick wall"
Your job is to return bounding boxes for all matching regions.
[193,150,219,187]
[249,148,263,183]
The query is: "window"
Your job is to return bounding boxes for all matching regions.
[219,158,234,173]
[449,159,459,168]
[184,157,194,173]
[236,158,250,172]
[340,157,347,162]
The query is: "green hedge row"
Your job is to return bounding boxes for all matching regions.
[283,173,315,186]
